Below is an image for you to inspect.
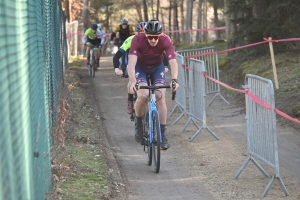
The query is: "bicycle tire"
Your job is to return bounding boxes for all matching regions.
[88,64,92,77]
[143,111,152,165]
[91,53,95,78]
[151,110,160,173]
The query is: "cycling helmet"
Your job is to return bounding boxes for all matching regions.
[144,20,162,35]
[136,22,147,33]
[120,18,128,25]
[91,23,98,30]
[97,24,102,30]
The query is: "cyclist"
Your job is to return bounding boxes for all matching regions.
[110,18,135,48]
[82,23,106,68]
[113,22,169,115]
[127,20,180,149]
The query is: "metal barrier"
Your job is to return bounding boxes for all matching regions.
[183,59,219,142]
[176,47,229,106]
[233,74,289,197]
[169,54,187,124]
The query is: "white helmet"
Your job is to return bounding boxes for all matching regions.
[97,24,102,30]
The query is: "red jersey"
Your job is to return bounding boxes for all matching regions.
[128,33,176,69]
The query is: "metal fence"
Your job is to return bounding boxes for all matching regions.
[0,0,67,199]
[169,54,187,124]
[184,59,219,142]
[233,74,289,197]
[176,47,229,106]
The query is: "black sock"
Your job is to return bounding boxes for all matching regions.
[128,93,133,101]
[136,116,143,126]
[160,124,166,134]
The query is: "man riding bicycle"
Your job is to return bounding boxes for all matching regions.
[110,18,135,48]
[82,23,106,68]
[127,20,180,149]
[114,22,170,115]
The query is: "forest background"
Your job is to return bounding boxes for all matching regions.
[61,0,300,123]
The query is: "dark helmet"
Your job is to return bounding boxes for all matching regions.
[120,18,128,25]
[91,23,98,30]
[136,22,147,33]
[144,20,162,35]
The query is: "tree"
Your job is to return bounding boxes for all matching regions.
[196,0,203,42]
[185,0,193,42]
[172,0,180,44]
[142,0,149,21]
[82,0,90,30]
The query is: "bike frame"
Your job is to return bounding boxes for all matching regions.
[147,92,161,145]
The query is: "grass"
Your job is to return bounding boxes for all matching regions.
[51,59,113,200]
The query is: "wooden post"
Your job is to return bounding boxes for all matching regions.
[268,37,279,89]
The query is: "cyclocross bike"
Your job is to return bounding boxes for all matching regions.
[85,43,99,78]
[134,81,176,173]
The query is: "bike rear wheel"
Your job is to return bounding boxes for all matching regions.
[151,110,160,173]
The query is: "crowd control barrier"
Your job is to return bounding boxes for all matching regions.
[233,74,289,197]
[184,59,219,142]
[169,54,187,124]
[176,47,229,106]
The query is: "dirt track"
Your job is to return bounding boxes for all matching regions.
[88,54,300,200]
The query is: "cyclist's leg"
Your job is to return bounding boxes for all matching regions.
[151,62,169,149]
[126,81,134,114]
[85,46,91,64]
[134,65,149,143]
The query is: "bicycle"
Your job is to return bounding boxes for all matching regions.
[85,43,99,78]
[134,81,176,173]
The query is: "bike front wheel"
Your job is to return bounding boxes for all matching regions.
[151,110,160,173]
[144,111,152,166]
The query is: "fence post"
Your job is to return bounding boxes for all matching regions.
[268,37,279,89]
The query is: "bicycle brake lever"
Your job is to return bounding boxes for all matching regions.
[135,82,139,91]
[171,81,176,100]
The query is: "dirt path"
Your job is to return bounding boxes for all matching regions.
[89,55,300,200]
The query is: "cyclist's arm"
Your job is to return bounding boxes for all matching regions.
[82,35,87,44]
[169,59,178,80]
[163,52,169,71]
[113,49,125,69]
[110,26,120,41]
[168,58,180,91]
[128,54,137,83]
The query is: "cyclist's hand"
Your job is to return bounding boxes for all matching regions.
[164,67,169,73]
[110,41,114,45]
[129,81,138,94]
[170,79,179,92]
[115,68,123,76]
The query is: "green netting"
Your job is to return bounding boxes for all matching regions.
[0,0,68,199]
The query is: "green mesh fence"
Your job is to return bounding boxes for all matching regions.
[0,0,68,199]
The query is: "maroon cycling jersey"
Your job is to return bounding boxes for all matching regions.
[129,33,176,69]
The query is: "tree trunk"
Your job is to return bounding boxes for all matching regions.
[173,0,180,44]
[224,0,231,41]
[82,0,90,31]
[213,2,221,39]
[168,0,172,38]
[180,0,184,42]
[142,0,148,21]
[156,0,160,20]
[185,0,193,42]
[196,0,203,42]
[105,3,110,31]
